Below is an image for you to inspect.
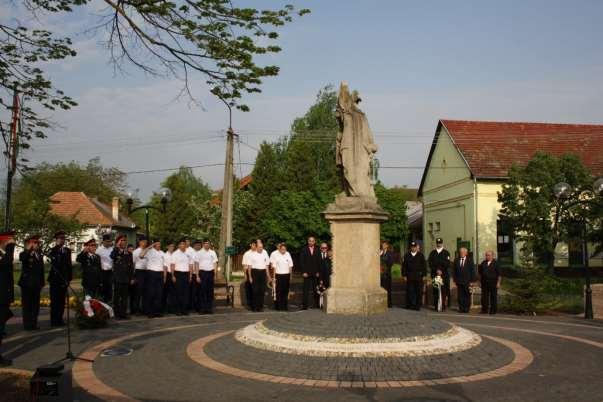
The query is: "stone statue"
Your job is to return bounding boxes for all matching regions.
[335,81,378,199]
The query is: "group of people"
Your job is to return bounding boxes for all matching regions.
[390,237,502,314]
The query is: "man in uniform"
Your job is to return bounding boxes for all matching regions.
[0,231,16,366]
[402,241,427,310]
[19,235,44,330]
[299,236,321,309]
[162,241,176,314]
[249,240,270,312]
[195,240,218,314]
[171,239,193,316]
[111,234,134,319]
[478,251,501,315]
[48,231,72,327]
[131,237,149,315]
[453,247,476,313]
[145,239,165,318]
[242,241,256,309]
[428,238,451,311]
[270,243,293,311]
[97,234,114,303]
[77,239,102,298]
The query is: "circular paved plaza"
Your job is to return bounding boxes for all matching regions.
[1,308,602,402]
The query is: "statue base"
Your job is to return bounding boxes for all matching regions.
[323,195,389,315]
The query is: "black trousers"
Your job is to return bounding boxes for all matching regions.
[49,283,67,325]
[245,280,254,309]
[174,272,190,315]
[113,282,129,318]
[405,279,423,310]
[162,273,174,313]
[100,270,113,304]
[457,283,471,313]
[302,275,319,309]
[198,270,215,313]
[20,286,41,330]
[145,271,164,316]
[250,269,266,312]
[275,273,290,310]
[188,275,198,311]
[380,273,392,308]
[481,282,498,314]
[130,270,147,315]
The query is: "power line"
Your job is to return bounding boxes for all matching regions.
[124,162,254,175]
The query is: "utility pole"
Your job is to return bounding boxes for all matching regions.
[218,99,237,281]
[4,89,20,230]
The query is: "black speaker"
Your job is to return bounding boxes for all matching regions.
[30,363,72,401]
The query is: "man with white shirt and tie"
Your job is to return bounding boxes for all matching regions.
[171,239,193,316]
[195,240,218,314]
[270,243,293,311]
[453,247,476,313]
[145,239,166,318]
[96,234,114,304]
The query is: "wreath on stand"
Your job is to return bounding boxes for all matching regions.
[75,296,114,329]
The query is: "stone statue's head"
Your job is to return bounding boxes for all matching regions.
[352,90,362,104]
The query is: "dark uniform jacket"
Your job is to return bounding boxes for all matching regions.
[402,252,427,281]
[478,259,500,285]
[428,248,451,278]
[453,256,476,285]
[319,253,332,282]
[47,245,73,285]
[111,248,134,284]
[299,246,321,275]
[18,249,45,288]
[76,251,102,290]
[0,243,16,305]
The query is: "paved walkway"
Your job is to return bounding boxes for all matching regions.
[1,307,602,402]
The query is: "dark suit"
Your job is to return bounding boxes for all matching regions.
[380,250,394,308]
[0,244,16,340]
[111,248,134,318]
[453,256,476,313]
[319,252,332,288]
[77,251,102,298]
[428,248,451,309]
[478,259,501,314]
[299,246,320,309]
[18,250,45,330]
[402,251,426,310]
[47,245,72,326]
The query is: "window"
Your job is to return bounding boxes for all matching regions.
[496,220,514,267]
[435,221,441,231]
[428,222,433,232]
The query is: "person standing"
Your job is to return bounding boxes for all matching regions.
[145,239,165,318]
[0,231,16,366]
[402,241,427,311]
[249,240,270,312]
[478,251,501,315]
[428,238,451,311]
[131,238,149,315]
[319,242,332,289]
[19,235,44,330]
[97,234,114,303]
[195,240,218,314]
[77,239,102,298]
[241,241,256,309]
[270,243,293,311]
[190,239,204,313]
[299,236,321,310]
[111,234,134,320]
[47,231,72,327]
[171,239,193,316]
[380,240,394,308]
[162,241,176,314]
[453,247,476,313]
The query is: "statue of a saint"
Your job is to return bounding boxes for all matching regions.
[335,82,378,198]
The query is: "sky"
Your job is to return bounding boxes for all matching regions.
[2,0,603,201]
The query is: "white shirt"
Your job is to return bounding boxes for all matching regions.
[195,248,218,271]
[172,249,192,272]
[97,245,114,271]
[146,248,165,272]
[242,249,255,267]
[133,247,148,270]
[270,250,293,274]
[164,251,174,271]
[249,249,270,270]
[186,246,196,259]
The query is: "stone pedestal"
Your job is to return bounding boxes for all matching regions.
[323,195,389,315]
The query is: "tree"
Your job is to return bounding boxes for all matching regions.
[375,183,409,247]
[498,152,595,270]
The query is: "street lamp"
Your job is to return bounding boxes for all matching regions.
[126,189,171,240]
[554,178,603,320]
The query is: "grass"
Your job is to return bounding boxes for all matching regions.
[391,264,401,279]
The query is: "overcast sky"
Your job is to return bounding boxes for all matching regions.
[2,0,603,201]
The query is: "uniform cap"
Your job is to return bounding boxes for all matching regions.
[409,241,418,247]
[0,230,15,241]
[102,233,113,241]
[436,238,443,244]
[84,239,97,246]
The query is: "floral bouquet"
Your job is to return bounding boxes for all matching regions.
[432,275,444,312]
[76,295,114,329]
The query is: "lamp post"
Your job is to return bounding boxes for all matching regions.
[126,189,171,240]
[554,177,603,320]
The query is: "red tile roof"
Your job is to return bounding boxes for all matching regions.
[49,192,135,228]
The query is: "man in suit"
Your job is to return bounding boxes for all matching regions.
[453,247,476,313]
[299,236,321,309]
[428,238,451,311]
[478,251,501,314]
[402,241,427,310]
[318,242,332,289]
[19,235,45,330]
[0,231,16,366]
[111,234,134,319]
[47,231,72,327]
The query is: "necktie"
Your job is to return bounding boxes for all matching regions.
[322,252,326,259]
[461,258,465,268]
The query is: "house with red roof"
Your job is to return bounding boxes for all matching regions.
[418,120,603,268]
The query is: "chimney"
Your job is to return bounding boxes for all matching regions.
[112,197,120,222]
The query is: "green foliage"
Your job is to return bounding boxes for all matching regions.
[375,183,409,246]
[498,152,595,268]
